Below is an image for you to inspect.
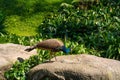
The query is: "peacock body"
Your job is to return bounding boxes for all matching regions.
[25,39,70,61]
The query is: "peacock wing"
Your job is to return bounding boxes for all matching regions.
[36,39,64,50]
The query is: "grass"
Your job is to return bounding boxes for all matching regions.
[1,0,73,36]
[4,12,44,36]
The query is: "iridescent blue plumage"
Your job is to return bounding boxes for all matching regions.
[61,46,71,54]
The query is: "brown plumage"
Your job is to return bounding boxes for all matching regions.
[25,39,64,61]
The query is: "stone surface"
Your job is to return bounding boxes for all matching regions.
[28,54,120,80]
[0,43,37,80]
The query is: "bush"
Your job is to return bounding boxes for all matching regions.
[0,11,5,33]
[4,54,43,80]
[38,1,120,59]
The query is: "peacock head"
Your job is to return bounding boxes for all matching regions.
[61,46,71,54]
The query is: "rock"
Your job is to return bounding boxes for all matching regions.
[28,54,120,80]
[0,43,37,80]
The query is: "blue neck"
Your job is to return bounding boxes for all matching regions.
[61,46,70,54]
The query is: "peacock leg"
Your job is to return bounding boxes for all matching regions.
[50,51,57,61]
[53,52,57,61]
[49,51,52,61]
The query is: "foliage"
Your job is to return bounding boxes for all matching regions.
[0,11,5,33]
[0,0,73,36]
[3,14,43,36]
[0,11,4,23]
[38,1,120,59]
[4,53,43,80]
[0,33,44,45]
[2,0,120,80]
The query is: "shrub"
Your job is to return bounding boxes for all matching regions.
[0,11,5,33]
[38,1,120,59]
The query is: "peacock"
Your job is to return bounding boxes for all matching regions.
[25,39,71,61]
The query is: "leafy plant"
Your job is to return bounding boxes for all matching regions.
[38,0,120,59]
[4,52,45,80]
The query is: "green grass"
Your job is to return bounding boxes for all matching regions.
[1,0,73,36]
[4,12,44,36]
[44,0,64,4]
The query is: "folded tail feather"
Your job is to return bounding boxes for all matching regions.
[25,46,36,52]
